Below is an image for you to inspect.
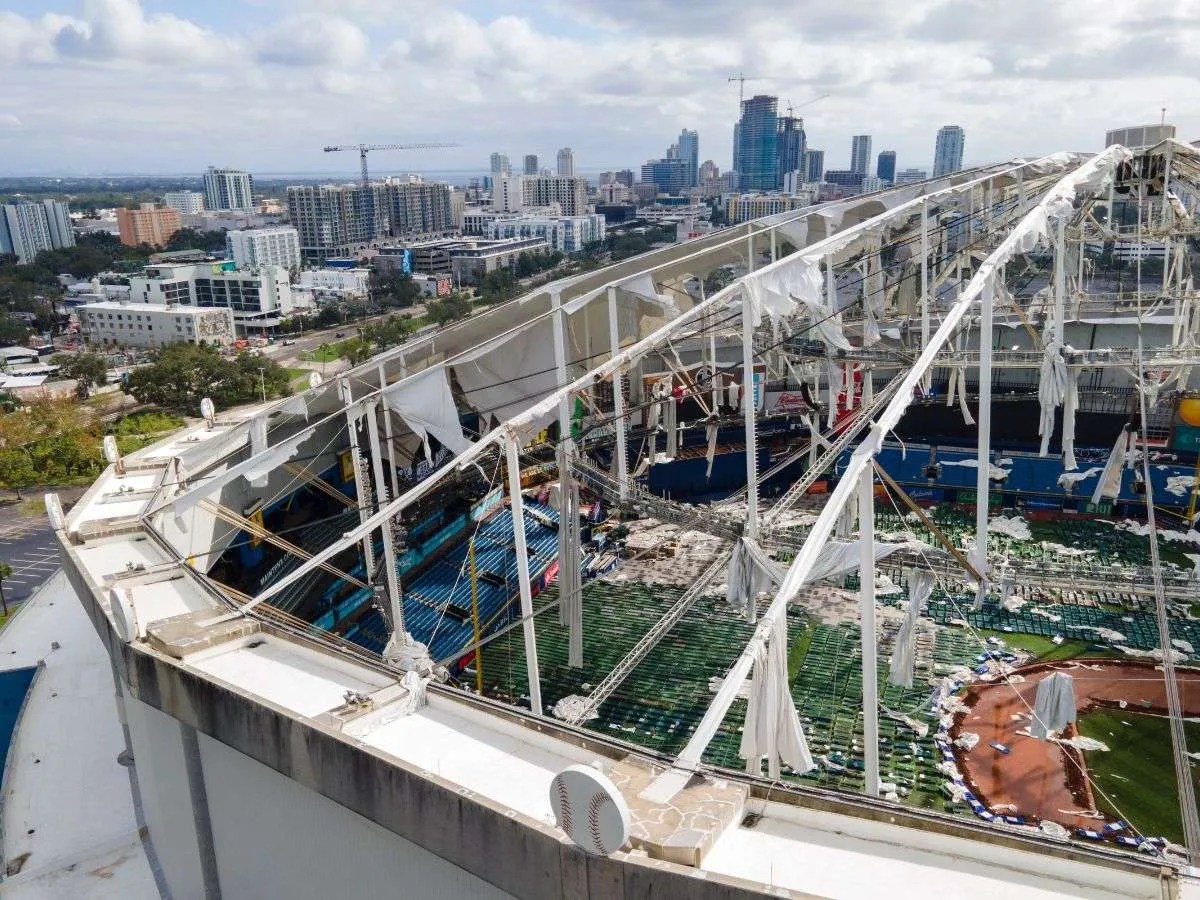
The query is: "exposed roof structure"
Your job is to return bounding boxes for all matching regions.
[43,142,1200,896]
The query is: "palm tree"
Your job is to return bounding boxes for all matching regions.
[0,562,12,616]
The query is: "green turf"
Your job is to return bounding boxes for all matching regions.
[975,629,1092,662]
[1076,710,1200,844]
[787,623,815,681]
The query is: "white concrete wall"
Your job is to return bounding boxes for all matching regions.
[124,693,210,900]
[195,730,515,900]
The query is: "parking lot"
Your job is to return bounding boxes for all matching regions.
[0,519,59,609]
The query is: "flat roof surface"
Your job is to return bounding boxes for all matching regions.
[0,571,158,898]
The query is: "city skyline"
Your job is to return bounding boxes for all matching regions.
[2,1,1195,176]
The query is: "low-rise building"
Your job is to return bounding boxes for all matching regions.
[484,212,605,253]
[128,261,294,333]
[895,168,928,184]
[297,268,370,302]
[117,203,182,248]
[724,193,812,224]
[450,237,549,285]
[226,226,301,273]
[77,301,235,348]
[163,191,205,215]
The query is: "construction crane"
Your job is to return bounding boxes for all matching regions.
[322,142,461,188]
[727,72,765,108]
[784,93,831,118]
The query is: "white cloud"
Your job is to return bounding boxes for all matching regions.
[257,14,369,67]
[0,0,1197,175]
[0,114,21,129]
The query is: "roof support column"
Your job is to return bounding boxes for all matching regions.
[1053,216,1067,340]
[742,291,759,541]
[339,377,375,575]
[921,199,930,392]
[973,275,995,607]
[551,289,582,666]
[607,286,629,502]
[365,400,404,637]
[377,362,400,500]
[505,432,543,716]
[858,465,880,798]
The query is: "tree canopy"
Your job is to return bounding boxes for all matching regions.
[123,343,292,412]
[52,350,109,398]
[426,293,473,326]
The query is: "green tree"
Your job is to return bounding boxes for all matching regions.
[0,313,30,343]
[339,338,374,366]
[369,270,422,309]
[361,315,414,350]
[427,294,473,326]
[164,228,227,253]
[53,351,109,398]
[0,451,35,501]
[123,343,291,412]
[314,305,342,328]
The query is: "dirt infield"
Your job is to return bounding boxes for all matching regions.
[951,660,1200,831]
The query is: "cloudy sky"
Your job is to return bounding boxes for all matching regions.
[1,0,1197,178]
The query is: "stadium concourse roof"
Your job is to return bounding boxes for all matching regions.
[40,144,1200,896]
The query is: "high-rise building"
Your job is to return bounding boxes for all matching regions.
[699,160,719,184]
[382,180,455,236]
[163,191,205,215]
[556,148,575,176]
[614,170,635,187]
[522,175,588,216]
[0,200,74,264]
[734,95,778,191]
[933,125,965,177]
[489,153,511,180]
[640,158,689,195]
[523,154,538,176]
[850,135,872,176]
[876,151,897,184]
[678,129,699,188]
[285,180,454,262]
[286,184,384,262]
[226,226,302,273]
[41,200,74,251]
[776,116,806,190]
[116,204,182,248]
[495,176,525,213]
[202,167,254,213]
[802,149,825,183]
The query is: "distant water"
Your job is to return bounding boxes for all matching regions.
[0,667,36,767]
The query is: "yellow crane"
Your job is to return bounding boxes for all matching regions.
[322,141,461,189]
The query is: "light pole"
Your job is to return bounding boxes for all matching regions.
[257,367,266,403]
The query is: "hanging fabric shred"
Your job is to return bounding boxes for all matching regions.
[888,571,935,688]
[739,607,815,778]
[705,419,719,480]
[1090,425,1129,504]
[1030,671,1076,740]
[1037,342,1070,459]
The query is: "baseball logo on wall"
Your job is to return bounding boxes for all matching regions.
[548,765,631,856]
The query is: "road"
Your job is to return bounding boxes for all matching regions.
[0,519,59,610]
[264,305,428,368]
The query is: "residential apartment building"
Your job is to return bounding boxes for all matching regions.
[285,181,455,262]
[933,125,965,177]
[226,226,301,273]
[117,203,182,248]
[521,175,588,216]
[876,151,897,184]
[733,95,779,191]
[556,147,575,176]
[523,154,538,176]
[776,117,805,190]
[163,191,205,215]
[484,212,605,253]
[128,261,294,333]
[724,193,812,224]
[850,135,872,176]
[677,129,699,188]
[895,168,928,184]
[802,149,825,183]
[78,301,235,348]
[203,166,254,212]
[0,200,74,264]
